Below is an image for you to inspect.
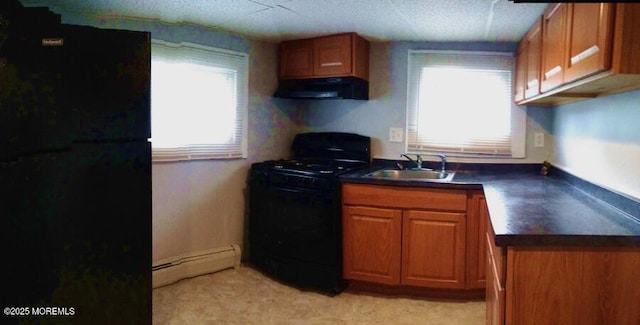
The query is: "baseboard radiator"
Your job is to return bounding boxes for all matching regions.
[152,244,242,288]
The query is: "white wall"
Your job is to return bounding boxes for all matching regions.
[297,41,554,165]
[552,89,640,201]
[150,40,299,262]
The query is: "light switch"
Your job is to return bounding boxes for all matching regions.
[389,127,403,143]
[534,132,544,147]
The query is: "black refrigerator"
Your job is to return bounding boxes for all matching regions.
[1,2,151,323]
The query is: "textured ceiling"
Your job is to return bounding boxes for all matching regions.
[20,0,548,42]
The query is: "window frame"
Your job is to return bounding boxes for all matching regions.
[406,50,526,158]
[150,39,249,162]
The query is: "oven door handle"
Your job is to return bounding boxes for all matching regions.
[265,185,330,195]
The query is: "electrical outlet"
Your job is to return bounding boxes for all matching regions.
[389,127,403,143]
[534,132,544,147]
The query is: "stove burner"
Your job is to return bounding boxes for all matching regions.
[268,159,357,175]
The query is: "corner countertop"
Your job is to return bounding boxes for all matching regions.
[340,166,640,247]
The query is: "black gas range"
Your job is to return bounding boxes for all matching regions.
[247,132,371,293]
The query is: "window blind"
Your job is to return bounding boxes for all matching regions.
[150,40,248,162]
[407,50,516,156]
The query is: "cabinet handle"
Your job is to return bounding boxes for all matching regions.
[527,79,539,89]
[570,45,600,65]
[544,65,562,79]
[320,62,343,67]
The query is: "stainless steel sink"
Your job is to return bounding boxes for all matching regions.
[363,169,455,182]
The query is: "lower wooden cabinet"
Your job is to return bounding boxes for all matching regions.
[486,257,505,325]
[486,217,640,324]
[466,191,488,289]
[486,226,505,325]
[342,205,467,288]
[342,206,401,285]
[342,183,483,292]
[402,210,466,288]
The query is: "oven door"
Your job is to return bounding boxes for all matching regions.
[248,179,341,267]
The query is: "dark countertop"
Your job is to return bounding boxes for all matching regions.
[340,165,640,247]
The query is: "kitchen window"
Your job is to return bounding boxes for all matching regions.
[407,50,525,157]
[150,40,248,162]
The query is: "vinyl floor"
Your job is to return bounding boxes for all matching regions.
[153,265,485,324]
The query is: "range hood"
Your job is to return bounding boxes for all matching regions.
[274,77,369,100]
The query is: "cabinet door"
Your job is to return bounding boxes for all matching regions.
[541,3,568,92]
[343,206,402,285]
[506,247,640,325]
[279,39,314,78]
[313,34,352,76]
[401,210,466,288]
[486,235,505,325]
[514,41,527,103]
[563,3,614,83]
[524,18,542,98]
[466,192,488,289]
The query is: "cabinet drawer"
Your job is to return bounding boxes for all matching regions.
[342,183,467,212]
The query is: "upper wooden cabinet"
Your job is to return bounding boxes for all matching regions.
[517,3,640,106]
[279,39,314,78]
[541,3,614,92]
[525,20,543,99]
[540,3,568,93]
[563,3,614,84]
[279,33,369,80]
[314,34,353,77]
[514,17,543,102]
[514,42,527,102]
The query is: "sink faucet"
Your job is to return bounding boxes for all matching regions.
[401,153,446,171]
[400,153,422,169]
[437,154,447,172]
